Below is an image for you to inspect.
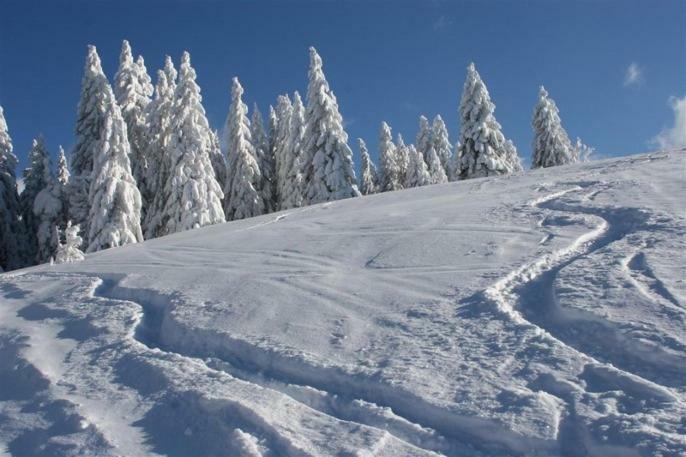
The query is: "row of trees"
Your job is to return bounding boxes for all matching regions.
[0,41,590,272]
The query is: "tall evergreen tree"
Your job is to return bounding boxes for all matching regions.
[457,63,521,179]
[416,115,433,161]
[20,137,52,262]
[395,134,409,189]
[431,115,453,179]
[0,106,27,271]
[274,94,292,208]
[55,146,70,230]
[251,104,275,213]
[358,138,378,195]
[425,146,448,184]
[208,129,226,190]
[161,51,224,234]
[87,80,143,253]
[531,86,576,169]
[378,121,401,192]
[223,77,265,221]
[143,70,175,239]
[302,47,359,203]
[406,145,431,188]
[33,153,62,263]
[114,40,153,214]
[282,92,307,210]
[163,55,178,88]
[70,45,110,238]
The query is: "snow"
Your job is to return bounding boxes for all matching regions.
[1,151,685,456]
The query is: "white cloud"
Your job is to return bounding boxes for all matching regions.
[624,62,643,87]
[433,15,453,31]
[652,95,686,150]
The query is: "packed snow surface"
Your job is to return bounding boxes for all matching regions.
[1,151,685,456]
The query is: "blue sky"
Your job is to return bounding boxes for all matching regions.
[1,0,684,173]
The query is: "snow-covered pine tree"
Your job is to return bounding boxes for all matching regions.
[33,158,62,264]
[114,41,153,215]
[0,106,27,271]
[70,45,111,238]
[142,70,175,239]
[282,92,307,210]
[208,129,226,190]
[54,221,85,264]
[273,94,292,208]
[358,138,378,195]
[431,115,453,180]
[457,63,521,179]
[87,80,143,253]
[20,137,52,263]
[531,86,576,169]
[163,55,178,91]
[378,121,401,192]
[416,115,433,161]
[426,146,448,184]
[161,51,225,234]
[302,47,360,203]
[405,144,431,188]
[251,104,275,213]
[573,137,594,162]
[56,146,70,229]
[395,134,409,189]
[223,77,265,221]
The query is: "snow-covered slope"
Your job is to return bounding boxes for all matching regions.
[1,151,685,456]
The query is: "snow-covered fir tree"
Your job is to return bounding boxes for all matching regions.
[416,115,433,161]
[70,45,111,239]
[32,160,62,264]
[378,121,401,192]
[457,63,521,179]
[273,94,292,208]
[161,51,225,234]
[405,144,431,188]
[0,106,27,271]
[358,138,378,195]
[223,77,265,221]
[282,92,307,210]
[431,115,453,180]
[426,146,448,184]
[302,47,360,203]
[20,137,52,262]
[251,104,275,213]
[208,129,226,190]
[531,86,576,169]
[573,137,594,162]
[395,134,409,189]
[114,40,153,213]
[55,146,70,229]
[54,221,85,264]
[143,69,175,239]
[87,81,143,253]
[163,55,178,91]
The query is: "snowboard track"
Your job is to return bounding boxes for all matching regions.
[94,277,548,457]
[480,181,683,456]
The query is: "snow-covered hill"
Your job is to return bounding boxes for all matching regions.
[1,151,685,457]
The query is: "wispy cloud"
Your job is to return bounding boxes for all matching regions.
[433,15,453,32]
[652,95,686,150]
[623,62,643,87]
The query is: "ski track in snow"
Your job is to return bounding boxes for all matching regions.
[482,180,685,454]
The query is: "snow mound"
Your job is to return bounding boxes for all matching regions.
[1,150,685,456]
